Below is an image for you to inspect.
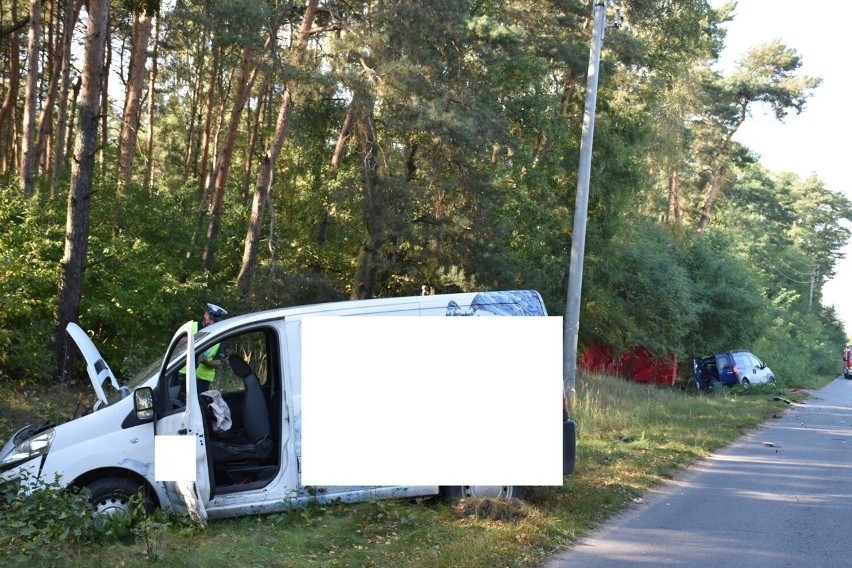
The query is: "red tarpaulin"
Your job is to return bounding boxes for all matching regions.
[580,342,677,386]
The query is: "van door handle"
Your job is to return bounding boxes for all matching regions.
[178,428,188,435]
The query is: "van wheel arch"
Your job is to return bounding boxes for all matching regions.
[72,468,159,514]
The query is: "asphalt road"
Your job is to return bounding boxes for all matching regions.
[545,377,852,568]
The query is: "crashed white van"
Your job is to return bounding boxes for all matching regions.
[0,290,576,523]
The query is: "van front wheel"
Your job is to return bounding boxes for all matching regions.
[439,486,524,500]
[87,477,154,520]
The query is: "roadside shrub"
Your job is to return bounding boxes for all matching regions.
[0,474,93,562]
[753,301,843,388]
[0,472,170,563]
[0,183,63,382]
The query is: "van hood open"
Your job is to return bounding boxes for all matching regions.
[66,322,123,408]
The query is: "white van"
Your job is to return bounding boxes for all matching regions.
[0,290,576,523]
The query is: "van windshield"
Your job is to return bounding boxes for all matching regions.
[123,356,165,390]
[116,330,209,393]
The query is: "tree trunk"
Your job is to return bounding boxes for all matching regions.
[20,0,41,196]
[50,0,83,194]
[98,21,112,176]
[117,11,153,191]
[331,101,355,170]
[34,0,58,177]
[696,168,720,233]
[182,37,206,184]
[99,18,111,175]
[202,44,260,271]
[694,110,743,233]
[666,169,681,223]
[315,99,356,247]
[144,15,159,193]
[0,0,21,175]
[235,0,319,294]
[196,43,221,197]
[54,0,109,381]
[182,61,226,278]
[36,0,66,178]
[236,88,293,295]
[240,83,266,201]
[351,100,383,300]
[64,75,81,160]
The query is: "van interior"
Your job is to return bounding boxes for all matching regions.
[191,328,282,495]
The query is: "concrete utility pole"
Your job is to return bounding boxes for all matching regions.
[564,1,613,400]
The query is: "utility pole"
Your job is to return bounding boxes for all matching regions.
[564,1,617,400]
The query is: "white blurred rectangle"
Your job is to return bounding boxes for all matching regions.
[301,316,563,486]
[154,435,196,482]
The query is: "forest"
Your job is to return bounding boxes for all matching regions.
[0,0,849,385]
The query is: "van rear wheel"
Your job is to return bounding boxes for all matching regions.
[439,485,524,500]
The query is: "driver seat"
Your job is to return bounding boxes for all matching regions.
[209,355,273,464]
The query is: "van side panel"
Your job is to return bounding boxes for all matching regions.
[206,290,569,518]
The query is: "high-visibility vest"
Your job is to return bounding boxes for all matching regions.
[181,321,221,383]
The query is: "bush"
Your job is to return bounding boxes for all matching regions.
[0,471,172,563]
[0,474,93,562]
[0,184,63,382]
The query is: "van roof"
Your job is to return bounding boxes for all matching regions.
[204,290,546,333]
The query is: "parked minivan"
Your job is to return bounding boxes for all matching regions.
[692,350,775,391]
[0,290,576,523]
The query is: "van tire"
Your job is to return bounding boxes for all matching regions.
[439,486,525,500]
[87,477,155,519]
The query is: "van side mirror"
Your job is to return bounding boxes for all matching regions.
[134,387,155,421]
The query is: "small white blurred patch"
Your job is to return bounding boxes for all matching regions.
[155,435,196,481]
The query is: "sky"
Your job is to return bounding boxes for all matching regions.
[709,0,852,337]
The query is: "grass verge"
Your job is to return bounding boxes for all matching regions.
[0,373,824,567]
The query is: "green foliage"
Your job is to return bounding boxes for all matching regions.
[703,165,849,382]
[0,471,177,565]
[73,179,229,378]
[0,0,848,392]
[0,183,64,381]
[583,221,699,356]
[676,229,768,355]
[728,41,822,120]
[0,174,237,383]
[122,0,160,16]
[0,474,93,562]
[754,303,845,387]
[235,267,348,313]
[92,490,172,562]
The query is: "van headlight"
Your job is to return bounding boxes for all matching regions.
[0,429,55,471]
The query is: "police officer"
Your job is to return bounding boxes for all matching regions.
[194,303,228,393]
